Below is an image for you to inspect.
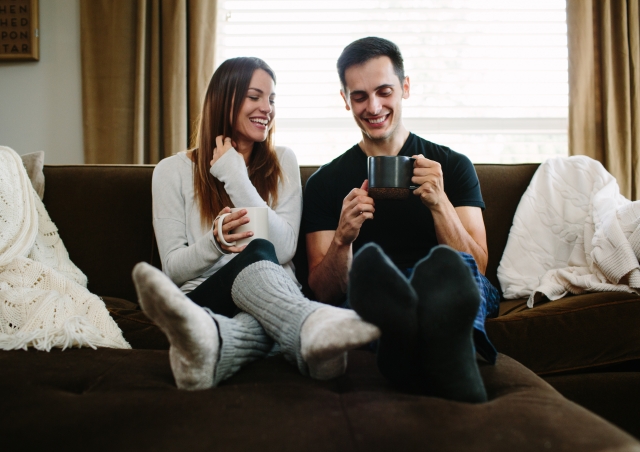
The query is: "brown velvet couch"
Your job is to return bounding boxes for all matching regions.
[1,163,640,452]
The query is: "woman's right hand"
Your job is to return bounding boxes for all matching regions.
[210,136,237,167]
[213,207,253,253]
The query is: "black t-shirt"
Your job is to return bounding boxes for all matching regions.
[302,133,484,269]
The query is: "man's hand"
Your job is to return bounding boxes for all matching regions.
[334,180,375,246]
[306,180,373,304]
[210,136,237,167]
[411,154,447,208]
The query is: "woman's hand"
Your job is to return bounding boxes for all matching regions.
[210,136,237,167]
[213,207,253,253]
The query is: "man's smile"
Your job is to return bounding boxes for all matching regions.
[364,114,389,126]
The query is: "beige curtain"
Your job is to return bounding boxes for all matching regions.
[567,0,640,200]
[80,0,216,164]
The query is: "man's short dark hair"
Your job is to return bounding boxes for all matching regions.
[337,37,405,91]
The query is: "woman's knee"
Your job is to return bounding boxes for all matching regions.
[242,239,278,264]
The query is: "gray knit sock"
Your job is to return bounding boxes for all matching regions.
[132,262,219,391]
[232,261,319,374]
[209,311,273,386]
[231,261,380,379]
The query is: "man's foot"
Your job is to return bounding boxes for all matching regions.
[132,262,219,390]
[410,246,487,403]
[300,307,380,380]
[348,243,421,388]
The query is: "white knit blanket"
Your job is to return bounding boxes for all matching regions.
[0,146,130,350]
[497,156,640,307]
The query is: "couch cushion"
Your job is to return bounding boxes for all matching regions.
[20,150,45,199]
[1,349,637,452]
[474,164,540,292]
[544,361,640,439]
[487,291,640,375]
[298,164,540,295]
[104,297,169,350]
[42,165,159,303]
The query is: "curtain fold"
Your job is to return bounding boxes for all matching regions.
[567,0,640,200]
[80,0,216,164]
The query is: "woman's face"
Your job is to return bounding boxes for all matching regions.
[233,69,276,147]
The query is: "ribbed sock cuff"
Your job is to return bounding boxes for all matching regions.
[209,311,272,386]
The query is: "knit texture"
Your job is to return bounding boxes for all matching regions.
[209,311,273,386]
[498,156,640,306]
[0,146,130,351]
[231,260,320,375]
[153,147,302,292]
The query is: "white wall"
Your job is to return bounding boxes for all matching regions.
[0,0,83,164]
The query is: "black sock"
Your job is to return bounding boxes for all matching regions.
[348,243,420,388]
[409,245,487,403]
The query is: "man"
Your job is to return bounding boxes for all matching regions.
[302,37,500,403]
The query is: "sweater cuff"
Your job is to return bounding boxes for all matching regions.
[210,148,246,180]
[209,227,231,255]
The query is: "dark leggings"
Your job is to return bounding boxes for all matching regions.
[186,239,279,318]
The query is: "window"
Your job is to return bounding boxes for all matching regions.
[216,0,568,165]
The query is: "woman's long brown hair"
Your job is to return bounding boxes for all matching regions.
[191,57,283,229]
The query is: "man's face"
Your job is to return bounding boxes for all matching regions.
[341,56,410,143]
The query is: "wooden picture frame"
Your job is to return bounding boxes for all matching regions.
[0,0,39,61]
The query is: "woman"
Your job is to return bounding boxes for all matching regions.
[132,57,379,390]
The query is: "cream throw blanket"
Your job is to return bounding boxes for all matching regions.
[497,156,640,307]
[0,146,130,350]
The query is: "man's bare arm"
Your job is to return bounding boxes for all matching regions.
[412,155,489,273]
[306,181,375,304]
[306,231,352,305]
[431,204,488,273]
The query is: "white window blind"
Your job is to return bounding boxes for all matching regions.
[216,0,568,165]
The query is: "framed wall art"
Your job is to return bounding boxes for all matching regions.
[0,0,39,61]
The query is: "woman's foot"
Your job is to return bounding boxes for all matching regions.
[300,307,380,380]
[132,262,219,390]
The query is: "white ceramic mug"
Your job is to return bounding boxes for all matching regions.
[216,207,269,247]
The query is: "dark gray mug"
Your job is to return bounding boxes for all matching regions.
[367,156,416,199]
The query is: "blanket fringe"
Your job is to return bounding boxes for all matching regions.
[0,315,121,351]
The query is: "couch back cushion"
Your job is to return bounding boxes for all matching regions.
[43,165,158,303]
[298,164,539,293]
[42,162,539,303]
[474,164,539,290]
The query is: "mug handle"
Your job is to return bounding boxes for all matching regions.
[409,157,418,190]
[216,213,236,247]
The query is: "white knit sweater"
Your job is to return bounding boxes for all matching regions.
[0,146,130,351]
[152,146,303,293]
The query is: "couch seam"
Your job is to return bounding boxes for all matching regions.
[82,349,134,394]
[108,309,157,326]
[44,164,156,169]
[490,297,640,324]
[536,356,640,376]
[338,392,361,452]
